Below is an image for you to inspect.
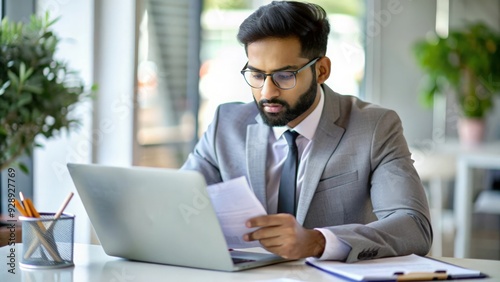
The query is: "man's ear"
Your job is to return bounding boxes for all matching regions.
[316,56,331,84]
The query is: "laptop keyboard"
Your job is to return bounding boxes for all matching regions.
[232,257,256,264]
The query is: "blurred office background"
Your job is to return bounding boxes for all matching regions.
[1,0,500,259]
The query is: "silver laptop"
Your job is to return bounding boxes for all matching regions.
[67,163,287,271]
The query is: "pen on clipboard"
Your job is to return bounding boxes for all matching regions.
[394,270,448,281]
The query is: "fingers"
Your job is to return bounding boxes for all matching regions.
[243,215,325,259]
[243,214,313,259]
[244,213,297,242]
[244,226,281,241]
[246,213,295,228]
[245,233,295,259]
[257,235,286,249]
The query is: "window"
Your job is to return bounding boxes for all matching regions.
[134,0,202,168]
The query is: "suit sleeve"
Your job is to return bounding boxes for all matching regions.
[326,110,433,263]
[180,106,223,185]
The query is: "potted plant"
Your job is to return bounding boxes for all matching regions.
[412,22,500,145]
[0,13,92,172]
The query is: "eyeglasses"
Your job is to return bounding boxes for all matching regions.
[240,57,320,90]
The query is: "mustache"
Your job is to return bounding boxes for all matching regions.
[258,98,288,107]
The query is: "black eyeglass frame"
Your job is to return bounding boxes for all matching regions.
[240,57,320,90]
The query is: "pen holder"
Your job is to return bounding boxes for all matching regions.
[20,213,75,269]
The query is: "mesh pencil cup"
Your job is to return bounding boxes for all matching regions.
[20,213,75,269]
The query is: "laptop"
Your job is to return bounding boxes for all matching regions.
[67,163,288,271]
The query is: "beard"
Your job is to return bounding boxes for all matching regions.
[255,77,318,127]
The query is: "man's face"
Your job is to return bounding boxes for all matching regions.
[245,37,320,127]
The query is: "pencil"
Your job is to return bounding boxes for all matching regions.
[53,192,74,219]
[23,192,74,261]
[24,198,48,260]
[14,198,27,217]
[19,192,63,262]
[25,198,40,217]
[19,192,33,217]
[20,195,48,233]
[25,197,64,260]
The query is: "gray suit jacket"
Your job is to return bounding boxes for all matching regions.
[181,85,432,262]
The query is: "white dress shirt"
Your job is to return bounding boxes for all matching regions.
[266,87,351,261]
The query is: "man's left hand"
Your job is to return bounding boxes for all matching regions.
[243,214,325,259]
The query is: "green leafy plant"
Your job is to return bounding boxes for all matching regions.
[413,22,500,118]
[0,13,93,172]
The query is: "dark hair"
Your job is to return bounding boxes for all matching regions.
[237,1,330,59]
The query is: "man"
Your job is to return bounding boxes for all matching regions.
[181,1,432,263]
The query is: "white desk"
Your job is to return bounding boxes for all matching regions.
[1,244,500,281]
[454,143,500,258]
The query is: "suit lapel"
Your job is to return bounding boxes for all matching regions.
[247,117,270,212]
[296,85,345,225]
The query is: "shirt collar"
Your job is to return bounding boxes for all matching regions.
[272,86,325,141]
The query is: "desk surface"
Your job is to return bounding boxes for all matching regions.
[1,244,500,282]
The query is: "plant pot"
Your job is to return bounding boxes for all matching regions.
[457,118,485,147]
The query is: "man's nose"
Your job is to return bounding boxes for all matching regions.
[260,76,280,100]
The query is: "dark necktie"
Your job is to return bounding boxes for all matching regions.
[278,130,299,215]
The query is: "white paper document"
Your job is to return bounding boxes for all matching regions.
[207,176,267,249]
[306,254,485,281]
